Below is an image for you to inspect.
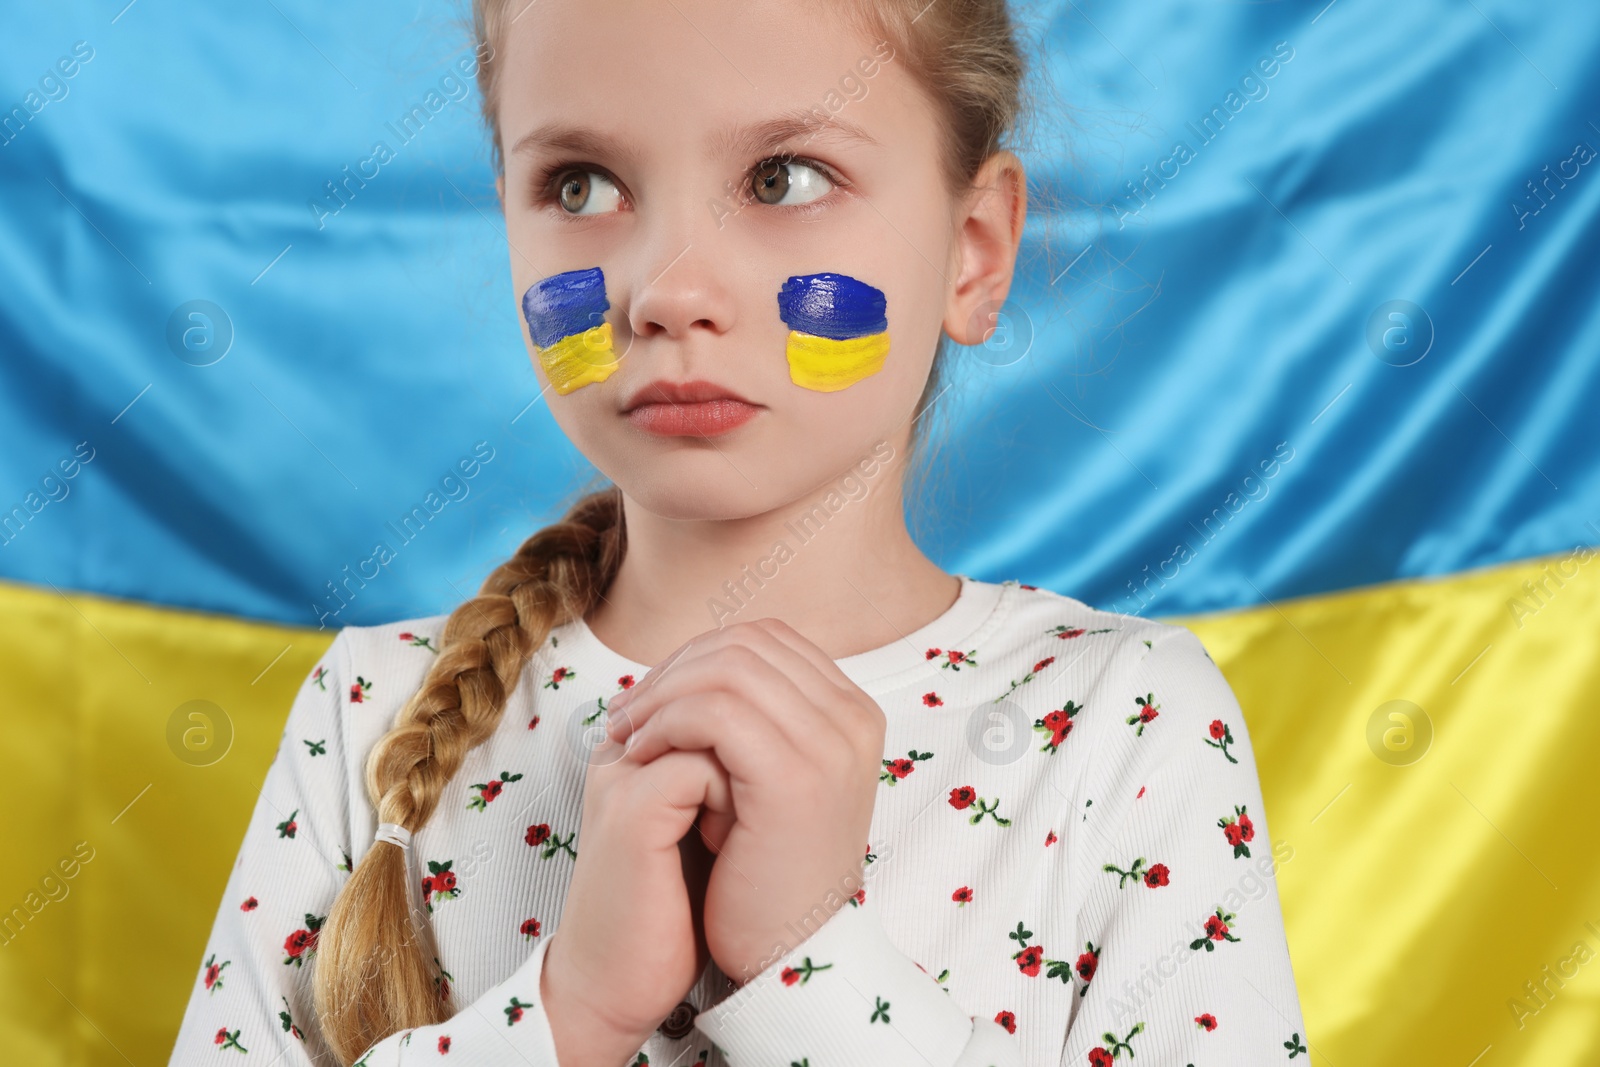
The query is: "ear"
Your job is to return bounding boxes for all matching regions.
[942,150,1027,346]
[495,172,506,210]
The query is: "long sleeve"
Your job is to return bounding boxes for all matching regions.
[166,627,564,1066]
[1058,626,1308,1064]
[693,889,1022,1065]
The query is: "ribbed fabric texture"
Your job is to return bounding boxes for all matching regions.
[166,576,1306,1065]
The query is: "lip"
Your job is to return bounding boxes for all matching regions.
[622,378,756,411]
[623,379,762,438]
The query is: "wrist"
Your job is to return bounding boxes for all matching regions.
[541,933,656,1065]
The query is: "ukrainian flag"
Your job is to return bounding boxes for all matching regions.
[2,3,1598,1066]
[521,266,620,395]
[779,272,892,392]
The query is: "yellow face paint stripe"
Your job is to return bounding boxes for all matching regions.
[785,329,890,392]
[537,322,620,395]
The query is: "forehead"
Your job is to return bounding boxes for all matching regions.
[496,0,905,158]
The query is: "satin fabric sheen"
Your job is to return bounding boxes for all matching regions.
[2,2,1598,1065]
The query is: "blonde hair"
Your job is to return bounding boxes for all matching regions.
[310,1,1028,1060]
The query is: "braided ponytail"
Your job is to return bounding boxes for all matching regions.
[311,485,626,1063]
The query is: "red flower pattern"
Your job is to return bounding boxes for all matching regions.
[174,581,1297,1061]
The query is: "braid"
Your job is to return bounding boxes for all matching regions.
[306,0,1034,1054]
[312,485,626,1064]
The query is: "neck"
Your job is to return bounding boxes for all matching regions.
[583,450,958,666]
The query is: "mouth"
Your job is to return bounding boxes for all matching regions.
[625,397,761,438]
[622,378,762,438]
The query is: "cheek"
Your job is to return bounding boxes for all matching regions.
[521,266,621,394]
[777,272,890,393]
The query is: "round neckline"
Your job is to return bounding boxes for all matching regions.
[558,574,1016,695]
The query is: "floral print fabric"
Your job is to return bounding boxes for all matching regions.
[166,576,1307,1065]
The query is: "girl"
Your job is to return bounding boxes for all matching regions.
[170,0,1307,1064]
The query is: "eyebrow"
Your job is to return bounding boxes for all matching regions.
[509,108,880,165]
[709,109,882,159]
[510,122,645,169]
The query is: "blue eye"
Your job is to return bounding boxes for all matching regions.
[751,157,835,207]
[554,169,624,215]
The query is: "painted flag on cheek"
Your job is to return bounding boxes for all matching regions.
[778,272,891,392]
[520,266,621,395]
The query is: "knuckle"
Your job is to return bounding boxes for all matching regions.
[720,642,766,674]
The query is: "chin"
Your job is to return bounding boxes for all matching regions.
[611,453,795,521]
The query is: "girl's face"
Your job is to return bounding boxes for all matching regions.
[496,0,992,519]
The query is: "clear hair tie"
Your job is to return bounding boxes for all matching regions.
[370,821,442,967]
[374,821,412,849]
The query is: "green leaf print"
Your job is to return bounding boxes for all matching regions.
[215,1027,248,1052]
[880,749,933,786]
[1125,692,1161,735]
[780,956,834,986]
[1189,907,1242,951]
[1205,719,1240,763]
[925,647,978,671]
[278,996,304,1040]
[467,770,524,811]
[948,786,1011,825]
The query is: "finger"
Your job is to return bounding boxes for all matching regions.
[608,631,705,712]
[623,748,735,844]
[601,630,851,748]
[730,619,856,710]
[745,616,861,692]
[609,642,835,753]
[622,688,799,780]
[697,804,735,855]
[608,620,812,717]
[740,618,884,740]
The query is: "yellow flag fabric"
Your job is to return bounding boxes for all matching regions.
[2,549,1597,1064]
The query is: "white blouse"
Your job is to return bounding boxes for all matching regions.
[168,575,1308,1065]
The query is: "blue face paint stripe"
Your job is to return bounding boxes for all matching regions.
[521,266,611,349]
[777,272,888,341]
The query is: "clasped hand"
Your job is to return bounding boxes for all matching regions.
[538,618,887,1059]
[606,617,887,985]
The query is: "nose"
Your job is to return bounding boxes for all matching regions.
[620,209,740,348]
